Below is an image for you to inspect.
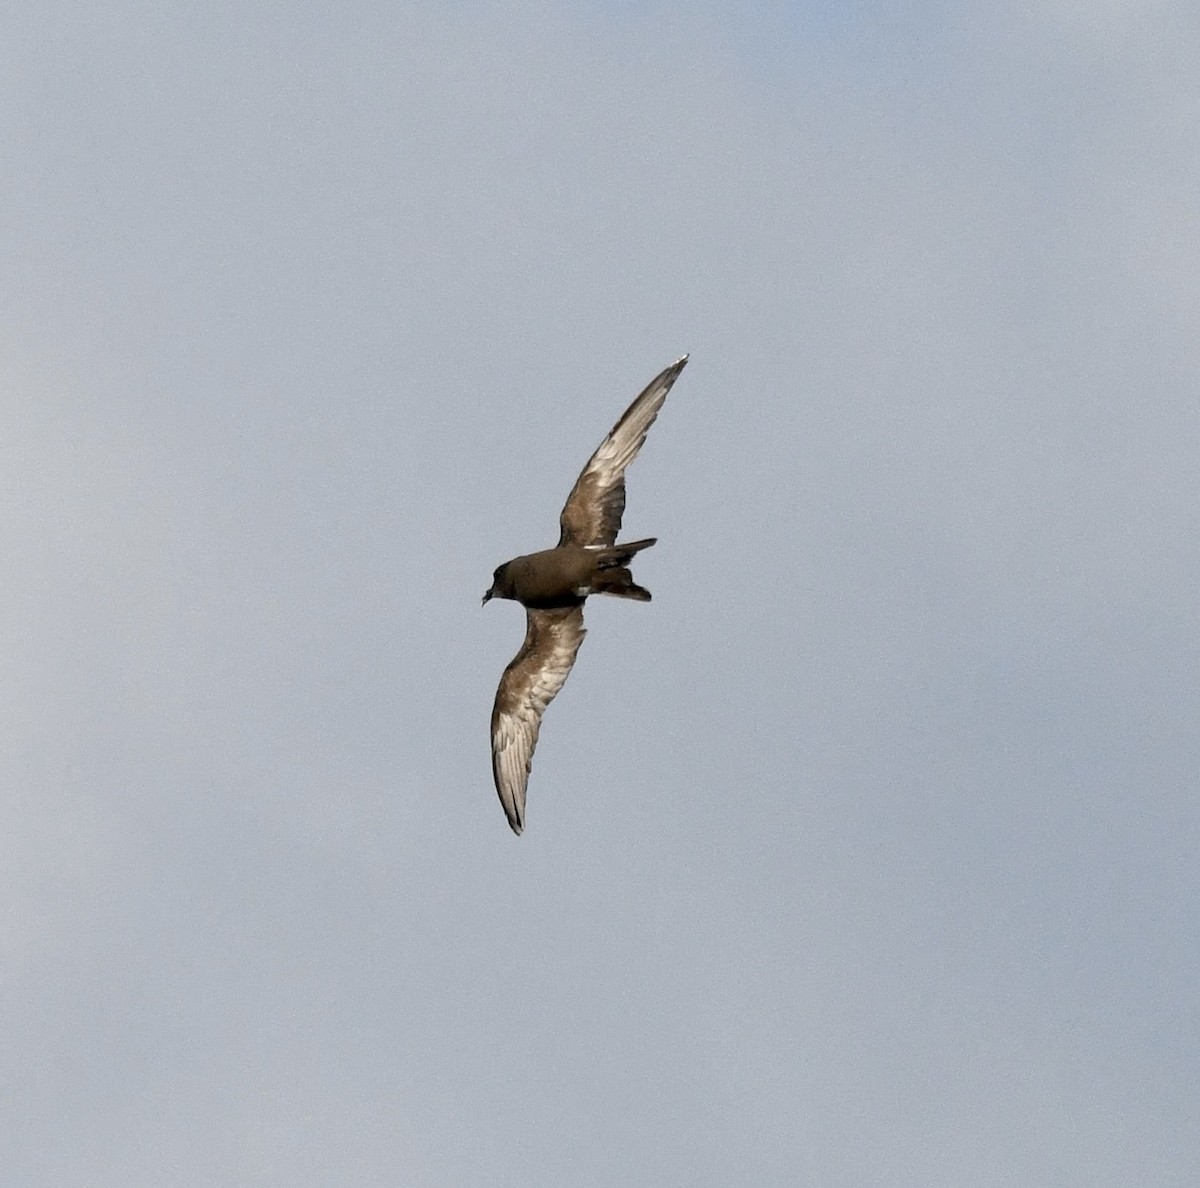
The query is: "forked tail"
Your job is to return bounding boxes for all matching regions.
[592,537,656,601]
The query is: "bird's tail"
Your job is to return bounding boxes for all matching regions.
[595,537,656,567]
[592,537,656,601]
[592,568,651,601]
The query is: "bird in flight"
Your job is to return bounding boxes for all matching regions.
[482,355,689,834]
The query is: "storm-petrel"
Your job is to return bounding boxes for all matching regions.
[482,355,688,833]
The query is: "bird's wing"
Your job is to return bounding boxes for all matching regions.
[557,355,688,548]
[491,606,587,834]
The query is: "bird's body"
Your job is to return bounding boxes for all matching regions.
[486,540,657,608]
[483,355,688,834]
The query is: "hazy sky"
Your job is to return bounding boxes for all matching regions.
[4,3,1198,1185]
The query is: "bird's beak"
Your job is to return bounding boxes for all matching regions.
[481,589,493,606]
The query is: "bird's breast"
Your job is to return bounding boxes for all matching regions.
[509,547,595,608]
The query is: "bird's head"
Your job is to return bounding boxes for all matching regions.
[482,562,515,606]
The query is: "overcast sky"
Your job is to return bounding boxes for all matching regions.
[3,3,1198,1185]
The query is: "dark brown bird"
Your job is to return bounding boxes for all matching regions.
[482,355,688,834]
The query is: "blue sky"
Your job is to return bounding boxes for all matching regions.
[4,3,1198,1185]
